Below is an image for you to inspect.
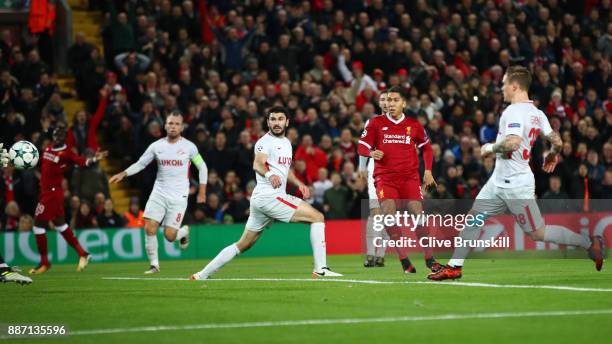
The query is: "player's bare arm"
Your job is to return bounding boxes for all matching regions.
[110,143,155,184]
[421,140,436,189]
[481,135,522,157]
[109,171,127,184]
[545,131,562,154]
[191,153,208,204]
[542,131,562,173]
[254,152,281,188]
[423,170,436,189]
[288,169,310,199]
[91,149,108,165]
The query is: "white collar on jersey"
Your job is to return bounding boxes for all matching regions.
[164,137,183,144]
[385,113,405,124]
[266,131,285,139]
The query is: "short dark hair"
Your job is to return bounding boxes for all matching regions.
[505,66,532,91]
[385,86,406,100]
[266,106,289,120]
[167,111,184,122]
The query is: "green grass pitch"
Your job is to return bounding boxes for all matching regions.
[2,255,612,343]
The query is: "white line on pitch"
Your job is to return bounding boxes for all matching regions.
[101,277,612,293]
[2,309,612,339]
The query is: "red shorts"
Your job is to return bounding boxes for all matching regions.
[374,176,423,202]
[35,189,65,222]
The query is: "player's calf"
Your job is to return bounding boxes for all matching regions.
[235,229,262,253]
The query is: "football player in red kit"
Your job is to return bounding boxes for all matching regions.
[29,124,108,274]
[357,86,441,274]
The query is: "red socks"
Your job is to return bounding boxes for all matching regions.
[35,233,49,266]
[61,227,87,257]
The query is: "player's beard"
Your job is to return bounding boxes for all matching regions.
[270,126,286,137]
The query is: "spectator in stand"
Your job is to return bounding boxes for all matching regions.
[18,214,34,233]
[123,197,144,228]
[206,132,236,179]
[66,89,109,154]
[337,128,357,164]
[203,193,224,224]
[323,172,352,220]
[93,192,106,216]
[312,167,332,206]
[97,199,126,228]
[294,134,328,184]
[542,175,570,200]
[71,149,110,203]
[73,201,98,230]
[227,190,249,223]
[1,200,19,232]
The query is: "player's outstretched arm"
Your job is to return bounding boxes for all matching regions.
[542,131,562,173]
[109,144,156,184]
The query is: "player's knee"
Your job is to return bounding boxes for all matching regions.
[381,203,395,216]
[312,210,324,223]
[526,228,546,241]
[163,228,177,242]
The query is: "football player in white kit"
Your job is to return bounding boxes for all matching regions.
[359,90,389,267]
[191,106,342,280]
[109,112,208,274]
[428,66,605,281]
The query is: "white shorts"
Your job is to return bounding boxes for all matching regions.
[143,192,188,229]
[245,193,301,231]
[367,173,380,209]
[472,181,544,232]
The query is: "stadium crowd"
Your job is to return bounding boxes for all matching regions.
[0,0,611,230]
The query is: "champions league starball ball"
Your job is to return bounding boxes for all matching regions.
[9,140,39,170]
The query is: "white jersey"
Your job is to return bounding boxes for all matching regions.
[492,101,553,188]
[252,133,293,197]
[135,137,199,200]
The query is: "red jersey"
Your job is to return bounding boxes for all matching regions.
[358,114,429,179]
[40,145,88,193]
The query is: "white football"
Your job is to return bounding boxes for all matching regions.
[9,140,39,170]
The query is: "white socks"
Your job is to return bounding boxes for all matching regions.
[448,224,482,267]
[310,222,327,272]
[544,227,590,249]
[197,243,241,279]
[365,216,376,256]
[366,216,388,257]
[0,263,8,268]
[176,226,189,241]
[145,234,159,268]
